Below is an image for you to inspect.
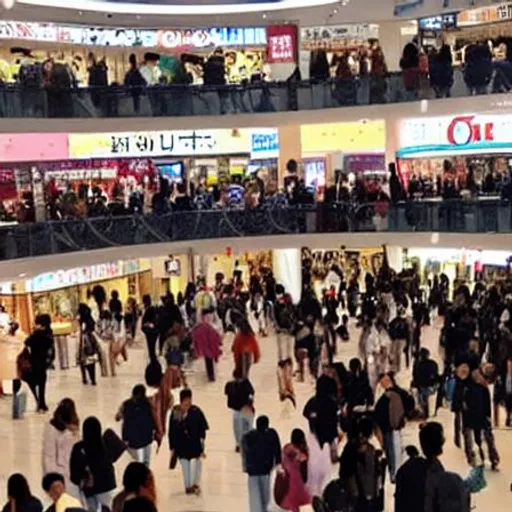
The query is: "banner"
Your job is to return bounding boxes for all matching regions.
[301,24,379,51]
[457,2,512,26]
[266,25,297,64]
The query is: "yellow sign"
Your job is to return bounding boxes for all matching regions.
[300,120,386,153]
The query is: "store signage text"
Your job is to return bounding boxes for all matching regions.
[45,168,118,181]
[0,20,266,49]
[399,114,512,156]
[26,259,140,293]
[69,128,278,159]
[457,2,512,26]
[447,116,494,146]
[157,27,266,51]
[301,24,379,51]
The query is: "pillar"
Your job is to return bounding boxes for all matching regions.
[386,245,404,273]
[272,248,302,304]
[378,20,418,72]
[278,124,302,186]
[385,118,400,167]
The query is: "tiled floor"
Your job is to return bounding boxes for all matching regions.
[0,319,511,511]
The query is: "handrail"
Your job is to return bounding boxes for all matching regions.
[0,199,510,261]
[0,67,505,117]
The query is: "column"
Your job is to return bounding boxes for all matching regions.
[272,248,302,304]
[385,245,404,273]
[278,124,302,186]
[385,118,400,167]
[378,20,418,72]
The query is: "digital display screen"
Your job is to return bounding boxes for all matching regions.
[418,13,457,31]
[158,162,184,182]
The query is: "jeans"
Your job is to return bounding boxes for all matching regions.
[277,332,293,362]
[383,430,402,483]
[205,357,215,381]
[418,386,438,418]
[85,491,113,512]
[128,444,152,466]
[248,474,270,512]
[180,458,202,489]
[145,332,158,363]
[233,410,254,448]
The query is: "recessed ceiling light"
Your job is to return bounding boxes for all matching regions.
[18,273,26,278]
[136,14,141,19]
[333,7,339,13]
[262,12,267,19]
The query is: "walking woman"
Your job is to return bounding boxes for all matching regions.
[2,474,42,512]
[278,429,311,512]
[42,398,80,498]
[142,295,159,363]
[168,389,209,496]
[191,313,222,382]
[232,318,261,379]
[124,297,139,344]
[70,416,117,511]
[24,314,54,412]
[77,304,101,386]
[116,384,160,467]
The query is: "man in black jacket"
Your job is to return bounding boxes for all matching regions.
[242,415,282,512]
[413,348,439,418]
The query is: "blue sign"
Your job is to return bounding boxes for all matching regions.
[251,132,279,158]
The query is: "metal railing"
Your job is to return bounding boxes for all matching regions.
[0,199,510,261]
[0,67,505,118]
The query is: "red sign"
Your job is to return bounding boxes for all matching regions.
[447,115,494,146]
[266,25,297,64]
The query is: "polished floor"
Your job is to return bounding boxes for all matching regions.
[0,319,511,511]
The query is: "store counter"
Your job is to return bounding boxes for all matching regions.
[52,322,74,370]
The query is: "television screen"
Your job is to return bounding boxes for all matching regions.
[158,162,184,182]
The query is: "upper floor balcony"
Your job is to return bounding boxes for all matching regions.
[1,198,512,264]
[0,67,509,119]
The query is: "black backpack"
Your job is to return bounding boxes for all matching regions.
[323,479,352,512]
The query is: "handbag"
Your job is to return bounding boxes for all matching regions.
[169,451,178,470]
[103,428,127,463]
[273,469,290,507]
[16,348,32,381]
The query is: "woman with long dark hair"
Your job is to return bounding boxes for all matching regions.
[42,398,80,497]
[70,416,117,511]
[2,474,42,512]
[77,304,101,386]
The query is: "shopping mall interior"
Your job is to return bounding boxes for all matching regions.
[2,0,512,511]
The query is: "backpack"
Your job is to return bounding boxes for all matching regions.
[396,386,416,419]
[323,479,352,512]
[435,471,470,512]
[82,333,96,357]
[165,347,184,367]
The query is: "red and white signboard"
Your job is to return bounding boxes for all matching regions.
[398,113,512,157]
[266,24,297,64]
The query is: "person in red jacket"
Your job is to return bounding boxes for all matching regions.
[191,312,222,382]
[232,318,261,379]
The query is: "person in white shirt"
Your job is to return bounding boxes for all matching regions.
[42,399,81,500]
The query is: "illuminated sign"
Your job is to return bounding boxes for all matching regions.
[398,114,512,157]
[0,20,265,49]
[26,259,140,292]
[69,128,279,159]
[457,2,512,26]
[301,24,379,51]
[157,27,266,52]
[418,13,457,31]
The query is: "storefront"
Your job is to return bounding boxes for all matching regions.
[150,254,192,299]
[0,20,297,86]
[396,113,512,193]
[302,246,385,298]
[68,127,279,188]
[300,120,386,194]
[417,2,512,64]
[0,258,151,332]
[404,247,512,286]
[300,23,380,79]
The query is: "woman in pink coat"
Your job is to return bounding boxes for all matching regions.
[280,429,311,512]
[191,314,222,382]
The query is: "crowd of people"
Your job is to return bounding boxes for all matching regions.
[6,245,512,511]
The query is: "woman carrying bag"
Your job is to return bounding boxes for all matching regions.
[70,416,122,511]
[77,304,101,386]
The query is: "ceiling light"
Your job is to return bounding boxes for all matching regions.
[262,12,267,19]
[18,273,26,278]
[2,0,15,8]
[333,7,339,13]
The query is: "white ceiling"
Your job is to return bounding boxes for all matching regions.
[6,0,493,28]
